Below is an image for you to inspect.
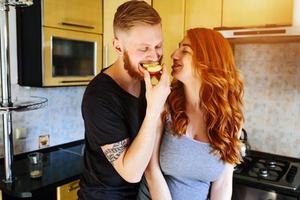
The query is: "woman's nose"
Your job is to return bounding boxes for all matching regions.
[171,49,179,60]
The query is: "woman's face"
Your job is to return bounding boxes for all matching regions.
[171,36,195,82]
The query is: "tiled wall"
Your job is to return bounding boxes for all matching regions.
[235,42,300,158]
[0,85,85,156]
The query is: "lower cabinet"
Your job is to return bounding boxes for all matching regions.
[57,179,80,200]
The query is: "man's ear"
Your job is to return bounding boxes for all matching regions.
[112,38,123,55]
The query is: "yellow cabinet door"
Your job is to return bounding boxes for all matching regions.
[223,0,293,27]
[103,0,151,68]
[57,179,80,200]
[153,0,185,72]
[43,0,102,34]
[185,0,222,29]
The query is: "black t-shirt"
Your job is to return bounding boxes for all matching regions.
[78,72,146,200]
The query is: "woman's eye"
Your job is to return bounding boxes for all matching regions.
[182,50,190,54]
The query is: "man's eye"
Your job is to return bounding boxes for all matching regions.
[155,45,162,49]
[139,47,148,52]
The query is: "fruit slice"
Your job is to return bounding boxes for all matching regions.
[140,61,162,85]
[141,61,162,75]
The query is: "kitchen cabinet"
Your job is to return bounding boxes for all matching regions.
[185,0,222,29]
[57,179,80,200]
[102,0,127,68]
[223,0,293,27]
[43,0,102,34]
[102,0,151,68]
[153,0,185,71]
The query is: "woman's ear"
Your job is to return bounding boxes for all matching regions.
[112,38,123,55]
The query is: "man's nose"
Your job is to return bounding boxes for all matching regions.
[147,49,160,61]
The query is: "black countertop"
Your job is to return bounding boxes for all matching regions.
[0,140,84,199]
[233,150,300,198]
[2,141,300,198]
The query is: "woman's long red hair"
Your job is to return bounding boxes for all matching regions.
[166,28,244,164]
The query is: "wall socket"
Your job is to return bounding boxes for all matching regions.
[15,128,27,139]
[39,134,50,148]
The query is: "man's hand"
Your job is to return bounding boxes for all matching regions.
[139,64,170,120]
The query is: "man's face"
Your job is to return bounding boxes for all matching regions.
[117,24,163,79]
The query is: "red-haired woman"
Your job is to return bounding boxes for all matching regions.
[137,28,244,200]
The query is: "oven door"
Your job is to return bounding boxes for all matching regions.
[43,27,102,86]
[232,184,298,200]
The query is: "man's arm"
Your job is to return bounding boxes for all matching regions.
[102,139,129,164]
[101,114,161,183]
[101,66,170,183]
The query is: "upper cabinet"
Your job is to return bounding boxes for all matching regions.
[222,0,293,27]
[102,0,151,68]
[153,0,185,71]
[43,0,102,34]
[103,0,128,68]
[184,0,293,29]
[185,0,222,29]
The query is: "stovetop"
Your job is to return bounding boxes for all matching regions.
[234,154,300,191]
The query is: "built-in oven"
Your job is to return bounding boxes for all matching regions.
[232,152,300,200]
[43,27,102,86]
[16,0,103,87]
[232,184,298,200]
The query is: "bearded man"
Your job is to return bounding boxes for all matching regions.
[78,1,170,199]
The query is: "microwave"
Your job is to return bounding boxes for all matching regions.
[43,27,102,86]
[16,0,102,87]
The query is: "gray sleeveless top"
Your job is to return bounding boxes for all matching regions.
[137,120,225,200]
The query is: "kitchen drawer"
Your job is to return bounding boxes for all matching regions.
[43,0,102,34]
[57,179,80,200]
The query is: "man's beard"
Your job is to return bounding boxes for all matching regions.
[123,51,163,80]
[123,51,143,80]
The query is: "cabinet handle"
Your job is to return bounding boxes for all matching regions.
[60,80,90,83]
[61,22,94,29]
[67,182,80,192]
[233,29,286,36]
[104,44,108,68]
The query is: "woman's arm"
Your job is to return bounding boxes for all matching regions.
[210,163,234,200]
[144,118,172,200]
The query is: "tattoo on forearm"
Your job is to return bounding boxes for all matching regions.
[103,140,128,164]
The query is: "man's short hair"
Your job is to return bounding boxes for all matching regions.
[113,0,161,36]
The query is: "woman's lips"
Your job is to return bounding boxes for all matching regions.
[172,64,182,72]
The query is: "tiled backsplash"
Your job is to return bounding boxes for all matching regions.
[0,84,85,156]
[235,42,300,158]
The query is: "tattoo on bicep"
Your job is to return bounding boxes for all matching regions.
[103,140,128,164]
